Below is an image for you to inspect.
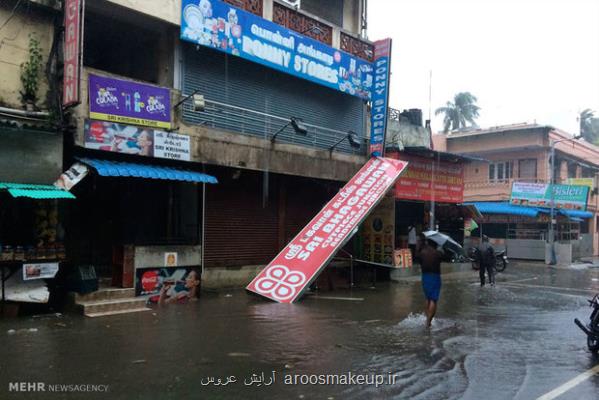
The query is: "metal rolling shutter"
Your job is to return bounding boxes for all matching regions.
[204,171,279,268]
[182,44,365,139]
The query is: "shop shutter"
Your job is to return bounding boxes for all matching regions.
[204,172,279,268]
[182,44,365,152]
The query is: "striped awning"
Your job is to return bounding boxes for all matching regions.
[78,158,218,184]
[0,183,76,199]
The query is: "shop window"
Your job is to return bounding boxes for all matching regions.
[568,163,577,179]
[582,167,595,178]
[518,159,537,180]
[488,161,513,182]
[83,11,162,84]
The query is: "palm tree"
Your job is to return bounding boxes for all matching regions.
[579,108,595,139]
[435,92,481,133]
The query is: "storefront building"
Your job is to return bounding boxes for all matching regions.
[61,0,385,298]
[434,123,599,261]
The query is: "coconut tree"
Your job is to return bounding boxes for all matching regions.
[435,92,481,133]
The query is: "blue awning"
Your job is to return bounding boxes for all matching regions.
[559,209,593,219]
[79,158,218,184]
[466,202,593,220]
[465,202,539,217]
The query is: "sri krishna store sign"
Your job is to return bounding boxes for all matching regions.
[84,120,190,161]
[88,74,172,129]
[510,182,589,211]
[180,0,374,100]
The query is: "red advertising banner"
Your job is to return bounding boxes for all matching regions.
[246,157,408,303]
[390,153,464,203]
[63,0,82,107]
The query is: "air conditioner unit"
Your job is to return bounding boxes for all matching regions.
[280,0,301,9]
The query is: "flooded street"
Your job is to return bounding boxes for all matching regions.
[2,264,599,399]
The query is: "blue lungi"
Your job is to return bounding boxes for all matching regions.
[422,273,441,302]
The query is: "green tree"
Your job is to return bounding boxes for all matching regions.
[579,108,596,142]
[435,92,481,133]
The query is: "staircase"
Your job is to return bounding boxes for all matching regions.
[71,288,151,318]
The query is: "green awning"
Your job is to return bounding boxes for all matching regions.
[0,182,76,199]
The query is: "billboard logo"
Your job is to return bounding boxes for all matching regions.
[254,265,306,301]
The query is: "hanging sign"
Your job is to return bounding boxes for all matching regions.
[180,0,374,100]
[63,0,83,107]
[88,74,172,129]
[510,182,589,211]
[369,38,392,157]
[247,157,408,303]
[84,120,191,161]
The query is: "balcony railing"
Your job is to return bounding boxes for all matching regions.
[182,99,366,156]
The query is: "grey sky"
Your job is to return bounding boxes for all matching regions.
[368,0,599,134]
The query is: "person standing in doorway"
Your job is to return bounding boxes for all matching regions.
[416,234,443,328]
[408,223,417,260]
[477,235,495,287]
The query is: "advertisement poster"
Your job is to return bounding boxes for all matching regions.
[23,263,60,281]
[164,252,178,267]
[361,193,395,264]
[54,162,89,191]
[510,182,589,210]
[84,120,191,161]
[369,38,392,157]
[63,0,82,107]
[391,153,464,203]
[135,267,195,301]
[88,74,172,129]
[180,0,374,100]
[247,157,408,303]
[568,178,594,190]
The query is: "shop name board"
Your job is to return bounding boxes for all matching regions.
[390,153,464,203]
[89,74,172,129]
[180,0,374,100]
[63,0,83,107]
[369,39,392,157]
[84,120,191,161]
[510,182,589,210]
[247,157,408,303]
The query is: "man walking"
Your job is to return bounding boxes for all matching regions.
[477,235,495,287]
[417,235,443,328]
[408,223,417,260]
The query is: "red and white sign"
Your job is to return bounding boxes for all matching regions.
[63,0,83,107]
[389,152,464,203]
[246,157,408,303]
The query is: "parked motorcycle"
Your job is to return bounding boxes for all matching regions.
[467,247,508,272]
[574,293,599,353]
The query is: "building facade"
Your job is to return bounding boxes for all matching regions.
[434,124,599,261]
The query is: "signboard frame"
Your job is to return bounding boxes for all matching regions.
[63,0,84,108]
[180,0,374,100]
[247,157,408,303]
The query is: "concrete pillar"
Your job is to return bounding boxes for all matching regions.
[263,0,273,20]
[576,165,582,178]
[559,160,568,184]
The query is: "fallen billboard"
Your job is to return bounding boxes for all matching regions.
[246,157,408,303]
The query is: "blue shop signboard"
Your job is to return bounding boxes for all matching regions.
[180,0,374,100]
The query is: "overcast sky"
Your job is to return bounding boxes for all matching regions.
[368,0,599,134]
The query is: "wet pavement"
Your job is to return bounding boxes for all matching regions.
[1,263,599,400]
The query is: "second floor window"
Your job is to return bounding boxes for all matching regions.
[519,159,538,180]
[489,161,513,182]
